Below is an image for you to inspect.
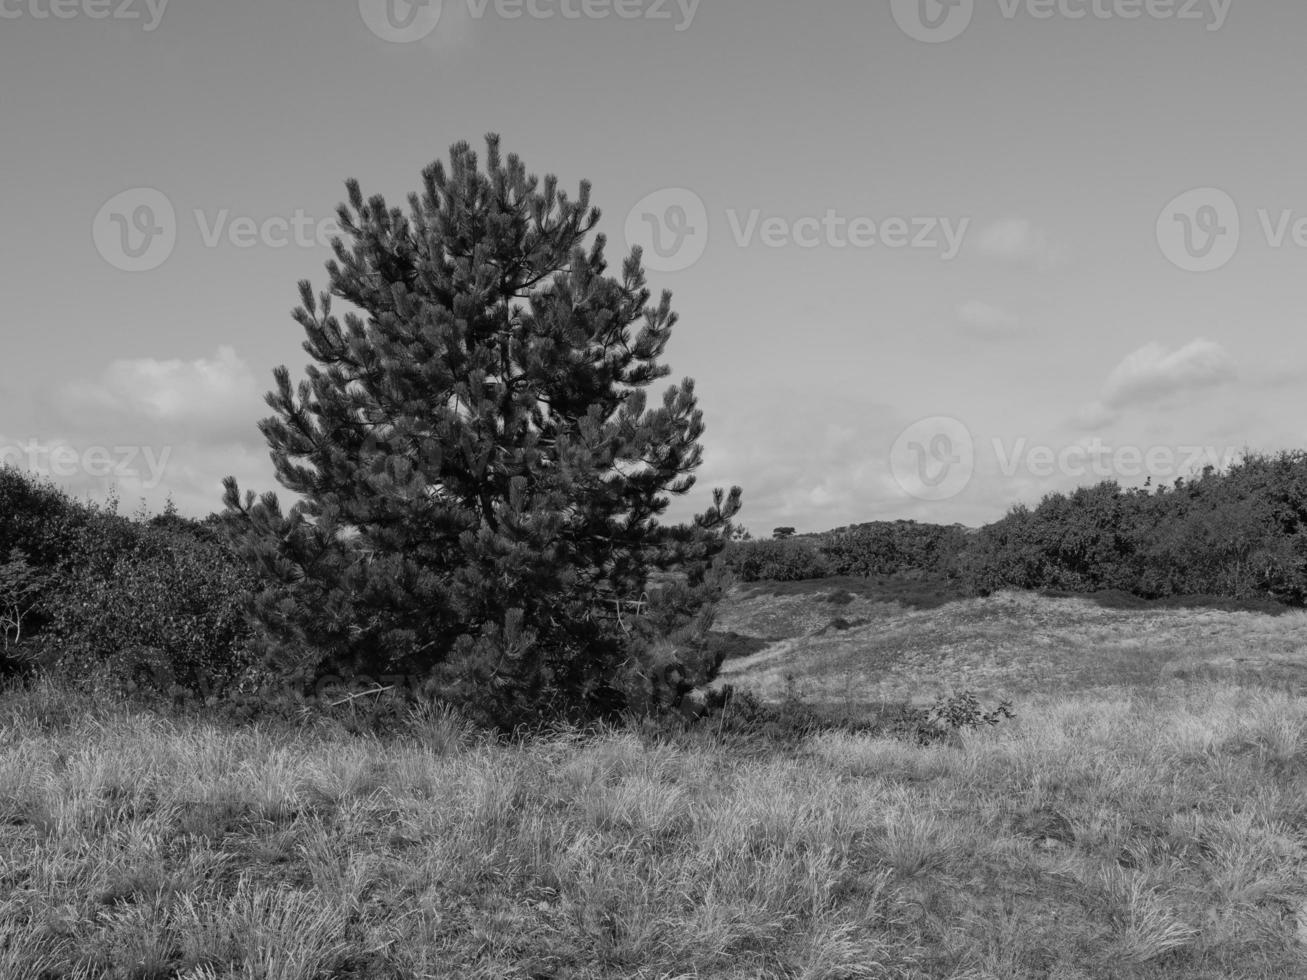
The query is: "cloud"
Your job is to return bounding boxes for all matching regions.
[955,300,1022,336]
[56,345,265,443]
[1,347,277,519]
[975,218,1065,270]
[1075,338,1236,428]
[663,387,979,534]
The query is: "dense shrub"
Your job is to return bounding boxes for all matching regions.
[962,452,1307,605]
[723,537,831,582]
[818,520,971,578]
[0,467,96,667]
[0,467,258,696]
[0,466,94,571]
[0,548,50,669]
[724,521,972,585]
[34,511,259,697]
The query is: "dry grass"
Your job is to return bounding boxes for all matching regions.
[715,587,1307,707]
[3,587,1307,977]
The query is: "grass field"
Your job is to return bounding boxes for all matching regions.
[4,581,1307,978]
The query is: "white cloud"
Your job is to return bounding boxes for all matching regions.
[2,347,277,518]
[975,218,1065,270]
[58,346,262,438]
[665,389,986,533]
[1075,338,1236,428]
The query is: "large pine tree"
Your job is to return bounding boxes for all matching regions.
[223,136,741,724]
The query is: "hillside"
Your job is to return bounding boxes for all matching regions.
[712,579,1307,707]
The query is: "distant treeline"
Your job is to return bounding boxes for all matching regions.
[725,451,1307,606]
[723,520,971,583]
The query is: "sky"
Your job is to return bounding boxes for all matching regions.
[1,0,1303,535]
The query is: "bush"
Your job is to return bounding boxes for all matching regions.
[723,537,831,582]
[640,684,1015,751]
[723,521,973,585]
[818,520,972,578]
[917,691,1015,746]
[35,511,259,698]
[0,467,96,663]
[0,548,50,672]
[960,453,1307,606]
[0,468,265,699]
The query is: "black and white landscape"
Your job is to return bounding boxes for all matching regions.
[3,3,1307,978]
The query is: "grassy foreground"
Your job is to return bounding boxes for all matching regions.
[3,588,1307,978]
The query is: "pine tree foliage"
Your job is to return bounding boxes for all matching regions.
[222,136,742,724]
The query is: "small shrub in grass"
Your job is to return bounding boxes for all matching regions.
[639,685,1015,751]
[916,691,1015,746]
[642,685,876,750]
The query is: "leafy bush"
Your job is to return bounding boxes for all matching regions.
[0,467,97,656]
[960,453,1307,605]
[818,520,972,579]
[723,537,831,582]
[723,520,972,585]
[0,548,50,671]
[917,691,1016,746]
[35,512,259,698]
[0,468,260,697]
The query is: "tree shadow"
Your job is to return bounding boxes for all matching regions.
[738,573,969,611]
[1043,588,1299,617]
